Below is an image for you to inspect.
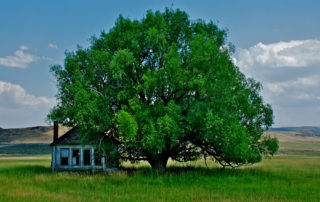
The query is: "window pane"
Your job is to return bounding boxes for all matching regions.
[72,149,80,166]
[61,149,69,158]
[61,148,69,166]
[84,149,91,165]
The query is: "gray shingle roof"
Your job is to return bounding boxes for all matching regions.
[50,127,80,146]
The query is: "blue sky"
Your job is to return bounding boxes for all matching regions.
[0,0,319,128]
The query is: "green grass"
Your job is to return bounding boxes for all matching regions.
[0,156,319,201]
[0,144,51,156]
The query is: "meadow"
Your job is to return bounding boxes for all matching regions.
[0,155,319,201]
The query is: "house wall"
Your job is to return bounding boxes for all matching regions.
[52,145,112,172]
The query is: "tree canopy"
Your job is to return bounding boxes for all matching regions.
[48,8,278,172]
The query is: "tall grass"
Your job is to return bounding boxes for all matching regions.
[0,155,319,201]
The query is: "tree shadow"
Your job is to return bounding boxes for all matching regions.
[118,165,289,181]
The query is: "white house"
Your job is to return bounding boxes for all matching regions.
[50,122,117,172]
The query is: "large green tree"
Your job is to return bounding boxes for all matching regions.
[48,8,278,172]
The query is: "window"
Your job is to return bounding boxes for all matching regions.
[60,148,69,166]
[72,149,80,166]
[84,149,91,165]
[94,150,102,166]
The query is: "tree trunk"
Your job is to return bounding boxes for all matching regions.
[148,155,169,173]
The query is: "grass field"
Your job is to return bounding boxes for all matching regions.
[0,155,319,201]
[1,127,319,201]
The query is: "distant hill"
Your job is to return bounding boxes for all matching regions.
[269,126,320,136]
[0,126,70,156]
[0,126,70,144]
[0,126,52,144]
[1,126,320,156]
[265,126,320,155]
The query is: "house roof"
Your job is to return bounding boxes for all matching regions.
[50,126,81,146]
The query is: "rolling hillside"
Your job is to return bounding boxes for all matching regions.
[0,126,320,156]
[0,126,70,156]
[265,127,320,155]
[0,126,52,144]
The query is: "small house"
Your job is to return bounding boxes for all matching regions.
[50,122,117,172]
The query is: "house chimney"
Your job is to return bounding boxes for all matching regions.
[53,121,58,142]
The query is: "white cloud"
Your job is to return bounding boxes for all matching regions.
[237,39,320,70]
[0,81,56,128]
[0,46,53,68]
[41,56,53,62]
[236,39,320,127]
[0,81,56,106]
[48,43,58,49]
[265,74,320,94]
[0,46,40,68]
[19,45,29,50]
